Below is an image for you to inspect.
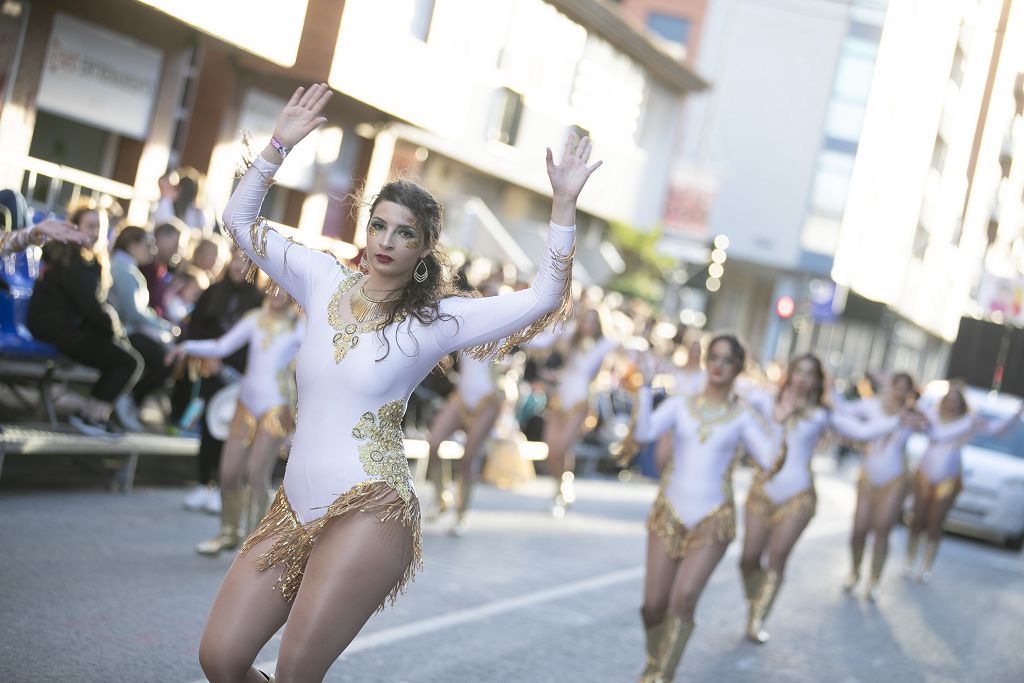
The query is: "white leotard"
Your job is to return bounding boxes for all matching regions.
[836,397,910,486]
[555,336,617,407]
[183,309,304,416]
[633,386,784,527]
[224,155,574,523]
[918,409,1019,483]
[455,352,498,409]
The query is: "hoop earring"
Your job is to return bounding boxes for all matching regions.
[413,258,429,283]
[359,251,369,272]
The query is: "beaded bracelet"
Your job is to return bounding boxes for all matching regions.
[270,136,289,158]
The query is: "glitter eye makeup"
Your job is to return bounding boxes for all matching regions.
[403,238,422,249]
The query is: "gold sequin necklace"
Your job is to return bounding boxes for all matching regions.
[689,395,737,443]
[327,272,405,363]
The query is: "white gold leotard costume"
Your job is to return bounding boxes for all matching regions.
[743,389,901,523]
[183,309,304,442]
[835,397,911,492]
[223,155,574,603]
[917,408,1019,498]
[631,386,786,559]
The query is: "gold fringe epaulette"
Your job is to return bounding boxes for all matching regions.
[465,243,575,361]
[240,482,423,608]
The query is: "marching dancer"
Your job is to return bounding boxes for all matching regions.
[904,384,1024,582]
[540,306,619,515]
[738,354,904,642]
[424,346,507,535]
[197,83,599,682]
[834,372,920,600]
[167,288,303,556]
[623,334,786,682]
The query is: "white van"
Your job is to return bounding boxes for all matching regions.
[906,381,1024,550]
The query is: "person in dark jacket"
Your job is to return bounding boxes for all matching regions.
[177,247,263,512]
[26,205,142,435]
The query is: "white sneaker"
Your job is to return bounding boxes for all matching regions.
[203,487,222,514]
[183,485,209,511]
[114,396,144,432]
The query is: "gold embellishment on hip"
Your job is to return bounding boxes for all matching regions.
[240,482,422,606]
[914,469,962,501]
[647,492,735,560]
[453,391,503,424]
[352,398,413,503]
[464,242,575,362]
[746,480,816,527]
[859,470,907,499]
[327,271,406,363]
[230,402,293,446]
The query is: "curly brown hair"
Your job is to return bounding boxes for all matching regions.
[364,179,475,364]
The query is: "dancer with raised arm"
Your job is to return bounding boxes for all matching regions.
[166,288,303,556]
[904,384,1024,583]
[621,335,786,682]
[197,83,600,683]
[738,354,904,643]
[834,372,920,601]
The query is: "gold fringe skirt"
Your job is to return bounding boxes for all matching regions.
[746,481,817,527]
[453,391,504,425]
[914,469,962,502]
[647,492,736,560]
[231,401,294,447]
[239,481,423,609]
[859,470,907,503]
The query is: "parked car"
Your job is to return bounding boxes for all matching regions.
[907,381,1024,550]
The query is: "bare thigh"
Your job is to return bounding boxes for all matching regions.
[668,541,730,622]
[274,500,416,682]
[460,398,502,481]
[766,504,814,575]
[426,396,462,480]
[851,479,873,541]
[871,481,906,536]
[926,489,958,539]
[642,530,680,625]
[909,475,932,534]
[198,534,292,682]
[219,436,250,490]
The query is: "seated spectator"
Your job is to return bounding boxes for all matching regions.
[109,226,178,429]
[0,189,87,255]
[26,204,143,435]
[154,167,212,233]
[163,264,210,328]
[140,220,187,317]
[189,233,227,280]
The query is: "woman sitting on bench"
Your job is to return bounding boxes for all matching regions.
[26,203,143,435]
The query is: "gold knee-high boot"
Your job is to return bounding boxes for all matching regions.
[748,570,781,644]
[866,543,887,600]
[196,486,247,556]
[638,610,667,683]
[655,616,695,682]
[451,475,474,536]
[904,531,921,574]
[247,485,271,536]
[843,543,864,591]
[741,568,765,641]
[917,539,939,583]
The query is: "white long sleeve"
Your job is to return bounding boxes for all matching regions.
[183,313,256,359]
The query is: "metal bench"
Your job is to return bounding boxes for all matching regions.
[0,358,100,426]
[0,424,198,493]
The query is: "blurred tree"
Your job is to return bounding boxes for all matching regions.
[606,220,675,303]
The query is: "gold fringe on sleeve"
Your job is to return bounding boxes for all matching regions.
[240,482,423,609]
[465,243,575,361]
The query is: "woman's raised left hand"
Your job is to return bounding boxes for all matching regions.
[546,132,602,203]
[273,82,333,149]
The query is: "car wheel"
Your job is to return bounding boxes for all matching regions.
[1008,533,1024,552]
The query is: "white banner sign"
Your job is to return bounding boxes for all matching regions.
[662,166,719,239]
[37,14,163,139]
[237,89,318,191]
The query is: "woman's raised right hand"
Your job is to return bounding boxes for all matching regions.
[273,83,333,149]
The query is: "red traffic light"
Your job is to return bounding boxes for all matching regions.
[775,295,795,319]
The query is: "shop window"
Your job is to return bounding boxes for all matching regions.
[646,13,691,49]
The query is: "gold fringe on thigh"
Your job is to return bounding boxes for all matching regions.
[230,402,294,447]
[860,471,907,504]
[240,482,423,609]
[647,492,735,561]
[746,481,816,527]
[914,469,962,502]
